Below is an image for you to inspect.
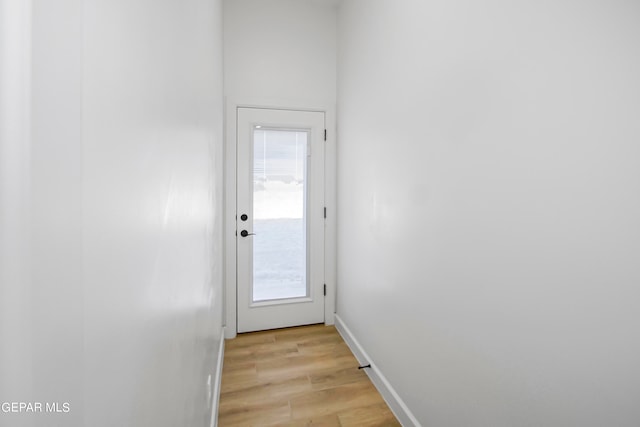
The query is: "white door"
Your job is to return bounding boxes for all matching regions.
[236,107,325,333]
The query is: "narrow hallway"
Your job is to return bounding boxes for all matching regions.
[3,0,640,425]
[218,325,399,426]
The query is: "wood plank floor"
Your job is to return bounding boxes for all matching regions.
[218,324,401,426]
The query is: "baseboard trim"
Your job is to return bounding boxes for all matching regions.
[334,314,421,427]
[210,328,225,427]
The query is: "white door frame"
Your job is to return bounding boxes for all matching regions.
[224,98,336,339]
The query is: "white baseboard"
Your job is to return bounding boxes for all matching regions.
[334,314,421,427]
[210,327,225,427]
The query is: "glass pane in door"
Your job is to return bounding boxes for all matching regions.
[252,128,308,302]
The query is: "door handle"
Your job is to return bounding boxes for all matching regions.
[240,230,255,237]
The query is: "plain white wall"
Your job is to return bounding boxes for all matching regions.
[223,0,337,104]
[31,1,84,424]
[337,0,640,426]
[0,2,34,426]
[0,0,225,426]
[1,2,84,425]
[223,0,337,336]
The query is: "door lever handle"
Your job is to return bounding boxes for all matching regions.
[240,230,255,237]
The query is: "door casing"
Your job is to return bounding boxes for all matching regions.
[236,107,325,332]
[224,99,336,338]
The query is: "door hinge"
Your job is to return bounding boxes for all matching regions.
[324,284,326,296]
[324,207,327,219]
[324,129,327,141]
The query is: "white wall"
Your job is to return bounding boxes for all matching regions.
[223,0,337,104]
[0,3,34,426]
[0,0,224,426]
[223,0,337,336]
[30,2,84,425]
[82,0,224,425]
[336,1,640,426]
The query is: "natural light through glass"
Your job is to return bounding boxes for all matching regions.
[252,129,308,301]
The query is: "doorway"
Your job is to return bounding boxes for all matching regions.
[236,107,326,333]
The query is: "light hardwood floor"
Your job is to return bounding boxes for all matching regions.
[218,324,400,426]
